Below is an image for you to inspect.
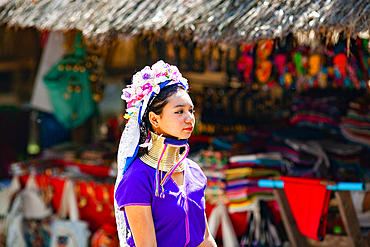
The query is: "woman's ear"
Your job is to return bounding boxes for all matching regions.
[148,112,159,130]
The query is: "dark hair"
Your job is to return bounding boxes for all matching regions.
[138,83,186,156]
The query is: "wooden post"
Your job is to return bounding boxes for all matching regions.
[273,189,309,247]
[335,191,369,247]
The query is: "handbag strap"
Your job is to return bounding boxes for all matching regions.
[58,179,79,221]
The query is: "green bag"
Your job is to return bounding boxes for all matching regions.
[43,34,95,129]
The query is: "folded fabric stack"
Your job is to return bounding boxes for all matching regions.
[289,90,350,135]
[267,138,330,177]
[226,154,281,213]
[212,133,268,154]
[267,141,317,168]
[197,150,229,205]
[340,100,370,149]
[319,139,368,182]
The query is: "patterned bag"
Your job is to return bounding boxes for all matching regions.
[5,175,53,247]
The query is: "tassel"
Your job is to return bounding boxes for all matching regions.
[154,143,189,199]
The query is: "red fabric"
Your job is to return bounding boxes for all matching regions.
[19,175,116,232]
[281,176,331,241]
[52,159,111,177]
[19,175,66,213]
[75,180,116,231]
[205,202,248,238]
[188,135,211,145]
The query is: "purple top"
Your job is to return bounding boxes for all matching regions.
[115,157,207,247]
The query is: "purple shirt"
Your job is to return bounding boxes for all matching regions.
[115,157,207,247]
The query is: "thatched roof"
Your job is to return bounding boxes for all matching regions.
[1,0,370,43]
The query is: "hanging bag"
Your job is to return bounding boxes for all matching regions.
[6,175,53,247]
[240,201,282,247]
[50,179,90,247]
[43,33,95,129]
[0,176,21,246]
[208,201,239,247]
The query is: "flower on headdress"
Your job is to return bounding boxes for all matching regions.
[142,73,151,80]
[121,88,135,101]
[142,83,153,94]
[153,85,160,94]
[121,60,188,116]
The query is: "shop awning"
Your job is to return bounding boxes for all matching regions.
[1,0,370,43]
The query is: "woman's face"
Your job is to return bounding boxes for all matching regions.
[150,89,195,140]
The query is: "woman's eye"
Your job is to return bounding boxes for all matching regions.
[190,109,195,114]
[175,110,184,114]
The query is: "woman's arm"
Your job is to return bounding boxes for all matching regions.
[198,213,217,247]
[125,205,157,247]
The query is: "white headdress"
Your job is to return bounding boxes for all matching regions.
[114,60,188,246]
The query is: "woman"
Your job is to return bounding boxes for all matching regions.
[114,60,217,247]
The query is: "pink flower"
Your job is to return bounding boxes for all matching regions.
[137,94,145,100]
[142,83,153,94]
[127,101,134,108]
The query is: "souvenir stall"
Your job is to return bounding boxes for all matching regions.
[1,0,370,247]
[188,35,370,246]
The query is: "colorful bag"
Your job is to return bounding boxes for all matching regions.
[43,33,95,129]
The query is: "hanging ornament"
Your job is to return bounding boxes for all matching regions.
[255,40,274,85]
[333,53,347,78]
[308,54,321,75]
[236,44,254,85]
[293,52,305,75]
[275,53,287,76]
[256,60,272,84]
[256,40,274,60]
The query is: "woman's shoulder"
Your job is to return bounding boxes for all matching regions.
[185,158,202,170]
[185,158,207,182]
[123,157,155,180]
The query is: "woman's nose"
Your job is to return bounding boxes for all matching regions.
[185,112,195,124]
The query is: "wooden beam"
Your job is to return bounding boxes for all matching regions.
[0,59,36,72]
[335,191,369,247]
[273,188,309,247]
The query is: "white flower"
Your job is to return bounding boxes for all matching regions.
[153,85,160,94]
[121,88,135,101]
[140,66,154,80]
[126,106,140,113]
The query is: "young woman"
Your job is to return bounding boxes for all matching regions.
[114,61,217,247]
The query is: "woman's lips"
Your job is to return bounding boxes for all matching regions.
[184,126,194,131]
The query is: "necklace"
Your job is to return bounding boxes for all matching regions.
[140,132,189,198]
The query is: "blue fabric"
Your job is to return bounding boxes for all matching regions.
[123,145,139,174]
